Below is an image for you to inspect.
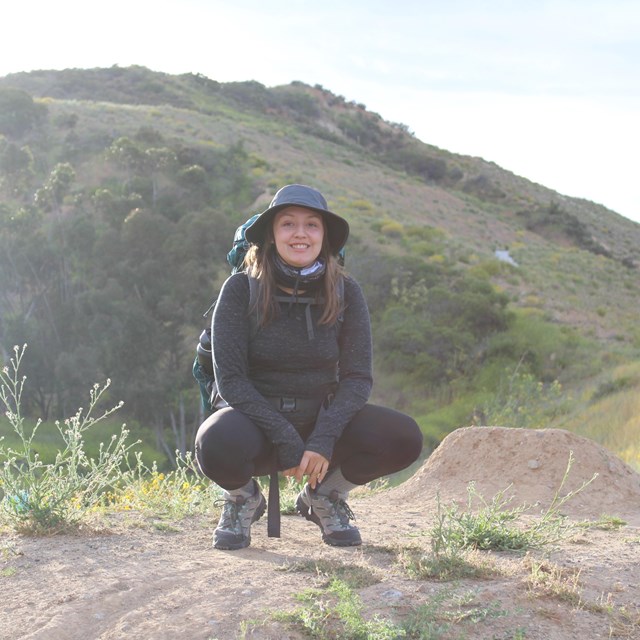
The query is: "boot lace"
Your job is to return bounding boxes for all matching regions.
[332,496,356,527]
[214,496,246,534]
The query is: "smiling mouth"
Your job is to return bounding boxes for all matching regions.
[291,244,310,249]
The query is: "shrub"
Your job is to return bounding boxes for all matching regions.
[0,345,135,533]
[430,453,596,555]
[103,453,219,518]
[379,219,404,238]
[590,376,636,402]
[480,366,563,429]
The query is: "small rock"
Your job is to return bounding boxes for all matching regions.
[382,589,404,601]
[528,459,541,470]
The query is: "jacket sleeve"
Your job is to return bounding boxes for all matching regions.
[304,277,373,461]
[212,273,305,469]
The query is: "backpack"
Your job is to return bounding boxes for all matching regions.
[192,214,258,413]
[192,215,345,414]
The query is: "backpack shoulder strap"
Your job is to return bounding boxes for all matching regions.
[248,274,259,308]
[247,275,346,341]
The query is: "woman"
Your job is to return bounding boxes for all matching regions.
[195,184,423,550]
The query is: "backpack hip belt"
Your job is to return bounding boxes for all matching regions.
[264,395,324,413]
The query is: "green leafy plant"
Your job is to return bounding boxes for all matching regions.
[431,452,596,554]
[277,476,306,515]
[430,487,530,554]
[577,514,627,531]
[278,558,380,590]
[403,587,509,639]
[0,345,136,533]
[273,578,404,639]
[400,539,498,582]
[400,452,597,582]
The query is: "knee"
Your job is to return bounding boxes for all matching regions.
[194,411,235,480]
[395,415,424,466]
[194,419,220,480]
[194,408,266,486]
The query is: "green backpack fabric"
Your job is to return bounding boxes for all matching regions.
[193,278,259,413]
[192,214,259,413]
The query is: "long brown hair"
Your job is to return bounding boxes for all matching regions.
[244,221,345,327]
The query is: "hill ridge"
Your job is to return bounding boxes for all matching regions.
[1,64,639,464]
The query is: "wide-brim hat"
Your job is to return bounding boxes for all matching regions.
[244,184,349,255]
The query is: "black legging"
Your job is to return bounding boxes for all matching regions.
[195,404,423,491]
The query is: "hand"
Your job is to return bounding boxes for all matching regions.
[283,450,330,490]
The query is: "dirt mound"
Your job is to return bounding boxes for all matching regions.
[391,426,640,524]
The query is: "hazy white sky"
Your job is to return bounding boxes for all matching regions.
[3,0,639,223]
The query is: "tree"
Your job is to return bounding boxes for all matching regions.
[34,162,76,214]
[372,266,510,388]
[0,88,47,138]
[0,139,34,196]
[144,147,177,206]
[107,137,145,185]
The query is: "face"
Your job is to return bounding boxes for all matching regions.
[272,207,325,268]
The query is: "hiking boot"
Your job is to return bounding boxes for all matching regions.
[296,484,362,547]
[213,480,266,550]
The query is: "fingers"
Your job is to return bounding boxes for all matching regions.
[312,460,329,488]
[317,461,329,482]
[283,452,331,489]
[300,452,330,490]
[310,465,328,489]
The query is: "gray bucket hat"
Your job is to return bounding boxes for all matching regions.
[244,184,349,255]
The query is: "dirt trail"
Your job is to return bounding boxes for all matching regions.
[2,426,639,640]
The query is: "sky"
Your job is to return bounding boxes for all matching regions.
[3,0,639,223]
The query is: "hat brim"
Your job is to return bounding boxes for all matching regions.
[245,203,349,255]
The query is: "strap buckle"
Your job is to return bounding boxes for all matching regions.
[279,397,296,412]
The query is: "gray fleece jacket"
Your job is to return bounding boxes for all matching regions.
[211,272,373,469]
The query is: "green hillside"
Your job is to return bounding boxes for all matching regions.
[1,65,639,469]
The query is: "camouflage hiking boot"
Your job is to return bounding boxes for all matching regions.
[214,480,266,550]
[296,484,362,547]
